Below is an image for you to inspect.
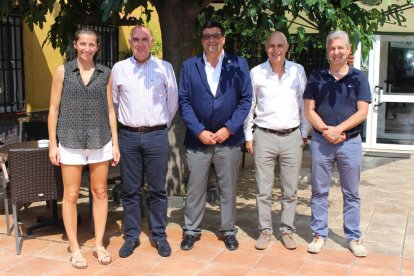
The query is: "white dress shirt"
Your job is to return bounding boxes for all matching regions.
[244,59,310,141]
[203,51,224,97]
[112,55,178,127]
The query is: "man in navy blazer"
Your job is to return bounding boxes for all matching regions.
[178,21,252,251]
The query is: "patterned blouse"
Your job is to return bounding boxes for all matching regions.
[57,59,112,149]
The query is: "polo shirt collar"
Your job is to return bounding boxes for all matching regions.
[323,66,356,80]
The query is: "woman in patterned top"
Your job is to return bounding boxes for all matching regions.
[48,27,120,269]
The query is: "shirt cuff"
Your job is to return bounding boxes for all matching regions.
[300,127,308,139]
[245,132,253,141]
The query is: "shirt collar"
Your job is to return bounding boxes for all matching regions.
[69,58,105,73]
[130,54,153,67]
[203,50,225,67]
[265,59,291,73]
[95,63,105,72]
[323,66,355,79]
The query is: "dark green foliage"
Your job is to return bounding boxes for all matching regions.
[0,0,393,60]
[1,0,152,56]
[197,0,388,64]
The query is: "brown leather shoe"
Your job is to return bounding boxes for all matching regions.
[280,233,297,250]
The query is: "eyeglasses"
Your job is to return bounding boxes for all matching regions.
[202,33,222,41]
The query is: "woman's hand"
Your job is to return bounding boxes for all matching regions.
[49,145,60,166]
[111,145,120,166]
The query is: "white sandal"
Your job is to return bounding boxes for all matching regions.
[93,246,112,265]
[69,249,88,269]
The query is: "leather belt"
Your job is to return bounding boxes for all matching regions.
[345,132,359,140]
[120,124,167,133]
[257,125,299,136]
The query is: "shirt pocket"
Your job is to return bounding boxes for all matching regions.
[150,76,167,102]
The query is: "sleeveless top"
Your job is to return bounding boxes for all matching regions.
[57,59,112,149]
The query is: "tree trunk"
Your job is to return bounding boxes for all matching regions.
[154,0,213,195]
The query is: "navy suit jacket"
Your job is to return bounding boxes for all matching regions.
[179,52,252,149]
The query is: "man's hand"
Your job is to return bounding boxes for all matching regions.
[322,126,342,143]
[322,126,346,144]
[245,140,253,154]
[198,130,216,145]
[302,138,308,147]
[212,127,231,144]
[331,133,347,144]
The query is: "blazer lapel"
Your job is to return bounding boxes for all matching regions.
[195,56,213,96]
[215,53,230,98]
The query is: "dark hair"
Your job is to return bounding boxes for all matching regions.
[73,27,100,62]
[201,21,225,35]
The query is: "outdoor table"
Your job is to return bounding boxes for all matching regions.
[0,141,39,160]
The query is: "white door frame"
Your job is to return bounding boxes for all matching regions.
[365,34,414,151]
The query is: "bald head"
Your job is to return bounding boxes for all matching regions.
[265,31,289,68]
[129,25,154,64]
[266,31,288,48]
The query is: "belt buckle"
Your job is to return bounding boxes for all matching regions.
[279,129,289,136]
[140,126,150,133]
[279,128,293,136]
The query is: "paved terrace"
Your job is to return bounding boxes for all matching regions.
[0,148,413,275]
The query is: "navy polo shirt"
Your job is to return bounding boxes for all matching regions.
[303,66,371,137]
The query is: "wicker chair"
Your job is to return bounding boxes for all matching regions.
[2,147,63,255]
[1,155,11,236]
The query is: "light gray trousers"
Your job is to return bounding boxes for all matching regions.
[254,127,303,234]
[183,145,241,237]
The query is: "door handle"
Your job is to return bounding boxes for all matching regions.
[373,85,383,109]
[384,80,392,93]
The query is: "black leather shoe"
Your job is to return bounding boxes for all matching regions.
[119,240,139,258]
[224,235,239,251]
[180,234,197,250]
[156,239,172,257]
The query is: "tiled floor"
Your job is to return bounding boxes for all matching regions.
[0,148,413,275]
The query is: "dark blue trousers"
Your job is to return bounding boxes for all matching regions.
[119,128,169,243]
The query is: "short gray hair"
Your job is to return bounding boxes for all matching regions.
[326,30,350,49]
[130,25,154,40]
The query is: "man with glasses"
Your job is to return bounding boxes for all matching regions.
[178,21,252,251]
[112,25,178,258]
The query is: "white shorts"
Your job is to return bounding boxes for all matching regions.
[59,141,113,165]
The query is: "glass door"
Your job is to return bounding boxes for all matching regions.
[366,35,414,151]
